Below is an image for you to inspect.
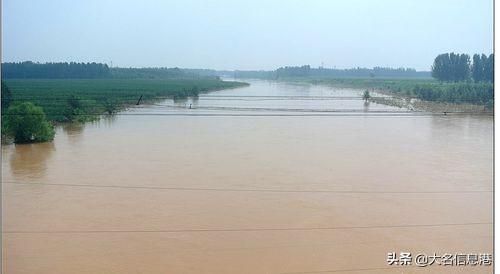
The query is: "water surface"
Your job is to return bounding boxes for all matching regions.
[2,80,493,274]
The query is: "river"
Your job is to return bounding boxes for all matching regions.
[2,79,493,273]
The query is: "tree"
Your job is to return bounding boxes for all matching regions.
[456,53,471,81]
[431,53,470,82]
[484,54,494,82]
[103,99,118,114]
[472,54,482,82]
[3,102,55,143]
[1,61,111,79]
[431,53,450,81]
[276,65,311,78]
[64,95,83,121]
[362,90,371,102]
[471,53,493,82]
[1,80,12,113]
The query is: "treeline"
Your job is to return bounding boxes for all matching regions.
[112,68,221,79]
[278,66,430,78]
[232,66,430,79]
[2,61,111,79]
[431,53,493,82]
[308,78,493,107]
[1,62,223,80]
[412,82,493,105]
[111,67,186,79]
[233,70,276,79]
[276,65,312,77]
[472,54,494,82]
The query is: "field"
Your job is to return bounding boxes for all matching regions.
[4,78,248,122]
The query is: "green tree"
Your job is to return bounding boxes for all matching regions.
[431,53,450,81]
[4,102,55,143]
[472,54,482,82]
[1,81,12,113]
[471,53,493,82]
[64,95,83,121]
[456,53,471,81]
[103,98,118,114]
[484,54,494,82]
[362,90,371,101]
[432,53,470,82]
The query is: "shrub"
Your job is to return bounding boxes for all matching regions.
[3,102,55,143]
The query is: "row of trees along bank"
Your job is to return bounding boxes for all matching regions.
[432,53,493,82]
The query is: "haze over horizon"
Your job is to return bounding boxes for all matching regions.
[2,0,493,71]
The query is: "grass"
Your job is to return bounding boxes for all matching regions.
[4,78,248,122]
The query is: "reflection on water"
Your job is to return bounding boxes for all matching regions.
[191,95,200,109]
[61,123,85,145]
[1,79,493,274]
[7,142,55,180]
[100,114,118,128]
[61,123,84,135]
[363,100,370,112]
[173,96,189,104]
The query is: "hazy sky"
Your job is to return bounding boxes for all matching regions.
[2,0,493,70]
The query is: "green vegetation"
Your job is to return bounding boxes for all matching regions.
[247,52,493,108]
[432,53,493,82]
[4,78,248,122]
[2,61,111,79]
[232,53,493,108]
[0,62,248,144]
[1,80,12,113]
[110,67,188,79]
[305,78,493,107]
[431,53,471,82]
[3,102,55,143]
[233,66,430,79]
[411,82,492,105]
[362,90,370,102]
[471,54,494,82]
[1,61,222,80]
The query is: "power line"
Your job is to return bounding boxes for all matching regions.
[3,110,493,117]
[3,100,493,116]
[3,182,492,194]
[3,222,491,234]
[278,266,422,274]
[4,93,489,100]
[7,97,491,104]
[4,102,491,114]
[9,96,399,101]
[144,104,492,115]
[78,235,493,258]
[6,94,491,103]
[6,94,399,98]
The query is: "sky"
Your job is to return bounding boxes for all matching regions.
[2,0,494,71]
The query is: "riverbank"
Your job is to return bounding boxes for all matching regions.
[1,78,248,144]
[3,78,249,122]
[281,77,493,113]
[368,90,491,113]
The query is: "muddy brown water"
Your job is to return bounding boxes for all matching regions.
[2,80,493,273]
